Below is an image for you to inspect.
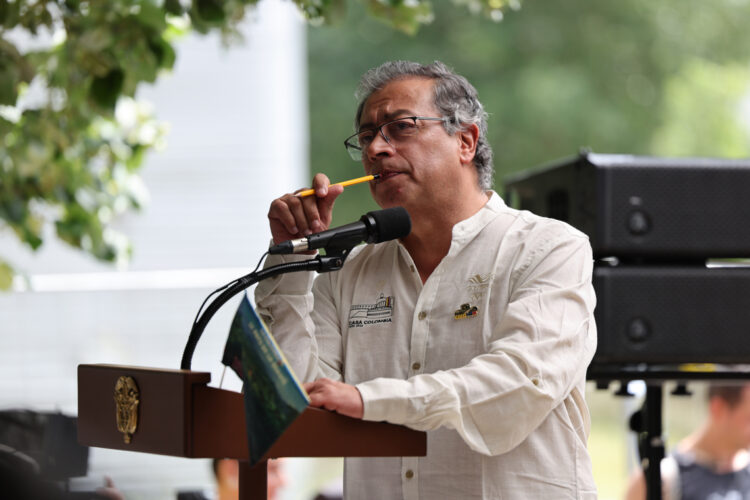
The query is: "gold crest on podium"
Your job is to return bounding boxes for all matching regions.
[114,376,140,443]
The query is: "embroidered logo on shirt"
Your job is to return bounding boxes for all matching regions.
[454,303,479,319]
[467,273,493,302]
[348,293,394,328]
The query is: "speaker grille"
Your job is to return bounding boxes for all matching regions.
[593,265,750,364]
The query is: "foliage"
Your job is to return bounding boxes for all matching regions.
[7,0,748,288]
[307,0,750,227]
[0,0,518,290]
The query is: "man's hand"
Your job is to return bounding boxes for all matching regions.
[303,378,364,419]
[268,173,344,245]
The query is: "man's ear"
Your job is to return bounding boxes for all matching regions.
[457,123,479,165]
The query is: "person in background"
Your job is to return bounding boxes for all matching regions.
[178,458,286,500]
[213,459,240,500]
[625,382,750,500]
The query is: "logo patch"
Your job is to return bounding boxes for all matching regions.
[467,273,493,302]
[348,293,394,328]
[454,303,479,320]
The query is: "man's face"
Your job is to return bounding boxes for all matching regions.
[357,77,466,210]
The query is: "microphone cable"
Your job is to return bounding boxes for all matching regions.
[190,251,269,331]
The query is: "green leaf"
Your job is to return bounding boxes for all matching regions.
[194,0,227,23]
[148,35,177,70]
[0,0,20,29]
[63,0,81,13]
[0,61,19,105]
[364,0,435,35]
[164,0,184,15]
[135,1,169,32]
[0,38,35,105]
[0,259,13,291]
[89,68,125,111]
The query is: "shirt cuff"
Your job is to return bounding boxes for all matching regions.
[356,378,415,424]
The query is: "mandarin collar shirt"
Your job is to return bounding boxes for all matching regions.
[256,192,598,499]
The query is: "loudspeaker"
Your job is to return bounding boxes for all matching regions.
[504,151,750,259]
[593,264,750,364]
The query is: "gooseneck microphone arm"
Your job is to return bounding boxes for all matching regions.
[179,252,351,370]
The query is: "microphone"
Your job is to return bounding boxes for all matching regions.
[269,207,411,255]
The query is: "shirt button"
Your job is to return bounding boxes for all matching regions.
[412,362,421,371]
[410,265,416,273]
[418,311,427,320]
[405,469,414,479]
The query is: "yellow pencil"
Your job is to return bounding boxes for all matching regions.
[296,174,380,197]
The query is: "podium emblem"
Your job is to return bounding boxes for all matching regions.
[114,376,140,443]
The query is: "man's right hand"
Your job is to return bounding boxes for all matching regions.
[268,173,344,245]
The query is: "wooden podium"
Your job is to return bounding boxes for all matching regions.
[77,364,426,499]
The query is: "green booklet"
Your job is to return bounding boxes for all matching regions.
[221,293,310,465]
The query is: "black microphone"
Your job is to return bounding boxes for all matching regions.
[268,207,411,255]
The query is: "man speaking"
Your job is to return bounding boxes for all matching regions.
[256,60,598,499]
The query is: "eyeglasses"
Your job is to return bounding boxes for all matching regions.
[344,116,447,161]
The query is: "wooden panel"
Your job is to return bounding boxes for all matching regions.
[77,364,210,457]
[191,385,248,459]
[265,407,427,459]
[191,387,427,460]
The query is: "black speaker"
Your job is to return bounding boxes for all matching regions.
[504,151,750,259]
[593,264,750,364]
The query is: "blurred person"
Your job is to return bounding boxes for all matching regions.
[625,382,750,500]
[213,458,240,500]
[178,458,286,500]
[256,60,598,499]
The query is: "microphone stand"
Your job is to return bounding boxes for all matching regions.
[180,251,351,370]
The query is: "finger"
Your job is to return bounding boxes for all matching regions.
[268,198,300,237]
[308,391,326,408]
[284,194,315,236]
[306,384,331,409]
[309,175,345,231]
[303,377,332,391]
[302,174,333,233]
[302,381,316,393]
[311,173,331,198]
[301,193,324,234]
[317,184,344,228]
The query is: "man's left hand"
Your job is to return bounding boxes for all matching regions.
[303,378,364,419]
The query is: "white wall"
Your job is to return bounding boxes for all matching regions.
[0,0,310,497]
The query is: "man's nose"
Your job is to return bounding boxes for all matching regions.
[366,129,395,160]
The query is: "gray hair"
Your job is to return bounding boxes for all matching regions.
[354,60,494,190]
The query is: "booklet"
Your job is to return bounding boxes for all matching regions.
[221,293,310,465]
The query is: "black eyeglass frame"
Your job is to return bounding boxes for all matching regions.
[343,116,448,161]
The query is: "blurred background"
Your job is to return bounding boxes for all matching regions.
[1,0,749,498]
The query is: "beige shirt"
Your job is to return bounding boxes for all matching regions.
[256,192,598,499]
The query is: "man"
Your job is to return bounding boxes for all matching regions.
[625,382,750,500]
[256,60,598,499]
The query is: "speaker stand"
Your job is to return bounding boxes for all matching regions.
[629,384,665,500]
[589,364,750,500]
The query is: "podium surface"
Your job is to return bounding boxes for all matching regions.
[78,364,427,498]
